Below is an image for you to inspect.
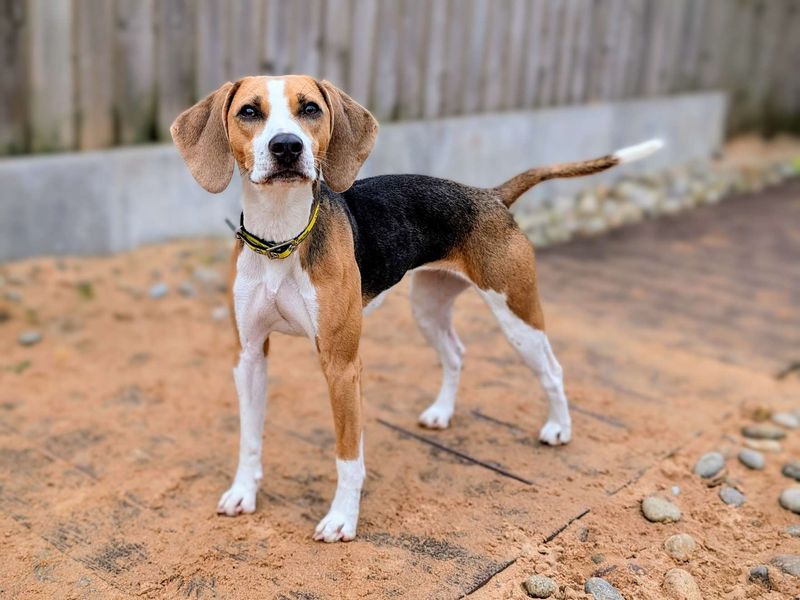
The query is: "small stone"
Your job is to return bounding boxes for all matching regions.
[523,574,556,598]
[149,282,168,299]
[177,281,196,297]
[193,267,224,291]
[591,554,605,564]
[642,495,682,523]
[742,423,786,440]
[786,524,800,537]
[662,568,702,600]
[3,290,22,303]
[693,452,725,478]
[770,554,800,577]
[671,486,681,496]
[663,533,696,561]
[719,486,745,507]
[782,461,800,481]
[738,448,765,470]
[779,487,800,513]
[748,565,770,588]
[584,577,623,600]
[772,411,799,429]
[744,438,782,453]
[211,305,229,321]
[577,527,589,542]
[18,330,42,346]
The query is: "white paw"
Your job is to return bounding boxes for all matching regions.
[217,482,258,516]
[313,510,357,542]
[418,403,453,429]
[539,420,572,445]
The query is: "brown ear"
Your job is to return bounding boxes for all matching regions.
[317,80,378,193]
[170,82,239,193]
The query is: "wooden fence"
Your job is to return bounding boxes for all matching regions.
[1,0,799,156]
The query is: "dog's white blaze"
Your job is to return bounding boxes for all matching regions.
[614,138,664,164]
[249,79,317,186]
[480,290,571,445]
[314,435,365,542]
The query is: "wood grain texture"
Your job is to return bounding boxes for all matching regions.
[156,0,196,139]
[0,0,28,154]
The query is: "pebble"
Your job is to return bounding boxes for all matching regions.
[782,461,800,481]
[211,305,229,321]
[177,281,196,297]
[737,448,765,470]
[663,533,696,561]
[779,487,800,514]
[772,411,799,429]
[523,575,556,598]
[662,568,702,600]
[18,330,42,346]
[742,423,786,440]
[193,267,224,290]
[149,282,169,299]
[3,290,22,303]
[642,495,682,523]
[786,524,800,537]
[770,554,800,577]
[692,452,725,478]
[744,438,782,453]
[671,486,681,496]
[583,577,623,600]
[748,565,770,587]
[719,486,745,507]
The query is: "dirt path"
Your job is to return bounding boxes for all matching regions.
[1,183,799,599]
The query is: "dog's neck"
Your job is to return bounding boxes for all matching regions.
[241,180,315,242]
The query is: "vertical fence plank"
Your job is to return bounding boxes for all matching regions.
[536,0,561,106]
[347,0,377,106]
[114,0,155,145]
[263,0,290,75]
[521,0,546,107]
[197,0,229,95]
[75,0,114,150]
[397,0,426,119]
[229,0,261,80]
[321,0,351,87]
[480,0,509,112]
[502,0,527,110]
[155,0,195,139]
[370,0,399,120]
[0,0,28,154]
[461,0,489,113]
[422,0,447,118]
[554,0,579,105]
[569,0,592,104]
[290,0,323,77]
[29,0,74,152]
[442,0,468,116]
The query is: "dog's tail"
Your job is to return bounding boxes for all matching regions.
[493,139,664,207]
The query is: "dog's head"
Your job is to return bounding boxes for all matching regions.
[170,75,378,194]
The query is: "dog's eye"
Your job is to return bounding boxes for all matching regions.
[302,102,320,117]
[238,105,261,120]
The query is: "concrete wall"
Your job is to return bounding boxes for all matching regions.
[0,92,725,261]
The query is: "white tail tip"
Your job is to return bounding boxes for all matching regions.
[614,138,664,164]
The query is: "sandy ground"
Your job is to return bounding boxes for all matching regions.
[1,182,800,599]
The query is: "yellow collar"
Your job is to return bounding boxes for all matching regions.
[236,199,320,259]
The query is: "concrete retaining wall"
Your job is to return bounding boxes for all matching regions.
[0,92,725,261]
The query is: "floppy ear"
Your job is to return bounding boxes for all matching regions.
[317,80,378,193]
[170,82,239,193]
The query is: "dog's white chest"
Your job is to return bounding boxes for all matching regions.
[233,249,318,340]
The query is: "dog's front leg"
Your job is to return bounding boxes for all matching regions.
[313,315,365,542]
[218,336,269,515]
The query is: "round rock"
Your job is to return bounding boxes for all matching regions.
[18,330,42,346]
[662,568,702,600]
[782,461,800,482]
[149,282,169,299]
[772,411,799,429]
[748,565,770,587]
[786,524,800,537]
[523,575,556,598]
[744,438,782,453]
[663,533,696,561]
[742,423,786,440]
[693,452,725,478]
[584,577,623,600]
[770,554,800,577]
[642,495,682,523]
[738,448,765,470]
[779,487,800,514]
[719,486,745,507]
[177,281,196,297]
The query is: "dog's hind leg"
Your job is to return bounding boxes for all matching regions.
[411,269,469,429]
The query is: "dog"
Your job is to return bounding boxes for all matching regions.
[170,75,661,542]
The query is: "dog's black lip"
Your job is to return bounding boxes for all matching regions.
[253,170,312,185]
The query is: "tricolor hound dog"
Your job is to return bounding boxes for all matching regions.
[170,75,662,542]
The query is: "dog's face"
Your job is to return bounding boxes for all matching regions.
[171,75,378,194]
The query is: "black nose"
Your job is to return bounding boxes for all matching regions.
[269,133,303,163]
